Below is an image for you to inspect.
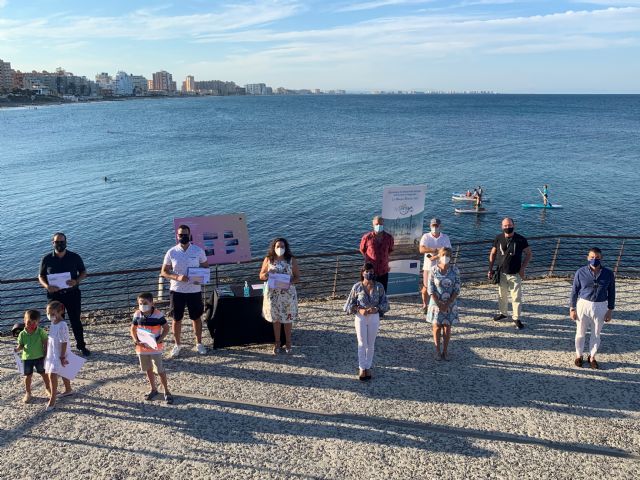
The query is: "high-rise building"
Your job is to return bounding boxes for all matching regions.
[95,72,113,88]
[183,75,195,93]
[114,71,134,96]
[131,75,149,95]
[0,59,14,92]
[152,70,174,92]
[245,83,269,95]
[194,80,243,96]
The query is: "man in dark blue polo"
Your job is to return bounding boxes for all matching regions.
[570,247,615,369]
[38,232,90,356]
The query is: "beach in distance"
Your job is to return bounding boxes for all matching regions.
[1,94,639,277]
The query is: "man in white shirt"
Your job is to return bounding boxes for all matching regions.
[419,218,452,312]
[161,224,209,358]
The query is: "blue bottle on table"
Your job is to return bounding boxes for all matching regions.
[243,281,250,297]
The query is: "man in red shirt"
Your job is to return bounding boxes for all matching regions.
[359,215,394,292]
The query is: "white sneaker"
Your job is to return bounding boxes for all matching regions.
[196,343,206,355]
[169,344,182,358]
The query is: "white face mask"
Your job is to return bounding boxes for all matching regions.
[139,304,152,313]
[275,247,286,257]
[431,226,440,235]
[440,256,451,265]
[47,314,59,323]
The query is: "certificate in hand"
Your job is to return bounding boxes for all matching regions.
[14,351,24,374]
[136,328,158,350]
[47,272,72,289]
[55,351,86,381]
[268,273,291,290]
[187,267,210,285]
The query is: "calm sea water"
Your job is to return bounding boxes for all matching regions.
[2,94,639,278]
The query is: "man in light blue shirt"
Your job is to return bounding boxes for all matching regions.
[569,247,615,369]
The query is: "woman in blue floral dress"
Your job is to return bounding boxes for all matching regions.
[259,238,300,354]
[426,247,461,361]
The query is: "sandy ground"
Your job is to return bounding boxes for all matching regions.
[1,278,638,480]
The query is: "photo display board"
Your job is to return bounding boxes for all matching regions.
[173,213,252,265]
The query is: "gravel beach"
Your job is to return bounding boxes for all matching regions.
[1,278,638,480]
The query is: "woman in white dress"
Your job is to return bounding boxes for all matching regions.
[259,238,300,354]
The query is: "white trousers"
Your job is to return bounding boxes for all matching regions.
[498,273,522,320]
[575,299,607,358]
[354,313,380,370]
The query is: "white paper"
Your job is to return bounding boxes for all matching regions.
[251,283,265,290]
[268,273,291,289]
[187,267,210,285]
[47,272,72,289]
[14,351,24,374]
[45,350,86,380]
[136,328,158,350]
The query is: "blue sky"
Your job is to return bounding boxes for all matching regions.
[1,1,639,92]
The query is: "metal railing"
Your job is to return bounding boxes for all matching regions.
[1,235,638,330]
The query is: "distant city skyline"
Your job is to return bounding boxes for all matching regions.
[1,1,639,93]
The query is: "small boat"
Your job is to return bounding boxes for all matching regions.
[455,208,495,214]
[452,193,490,202]
[521,203,563,209]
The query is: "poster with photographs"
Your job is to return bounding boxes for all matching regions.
[173,213,252,265]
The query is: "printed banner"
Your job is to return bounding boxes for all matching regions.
[174,214,252,265]
[381,185,427,248]
[387,259,421,297]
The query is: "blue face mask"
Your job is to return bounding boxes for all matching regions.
[373,224,383,233]
[588,258,601,267]
[364,272,375,280]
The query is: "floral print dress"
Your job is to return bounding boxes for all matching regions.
[262,259,298,324]
[426,265,461,326]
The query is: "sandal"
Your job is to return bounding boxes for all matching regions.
[164,393,174,405]
[144,390,158,401]
[273,344,281,355]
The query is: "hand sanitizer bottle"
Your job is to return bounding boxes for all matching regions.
[243,281,250,297]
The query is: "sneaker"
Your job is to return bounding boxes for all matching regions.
[493,314,507,322]
[169,344,182,358]
[513,319,524,329]
[22,393,32,404]
[164,393,174,405]
[80,347,91,356]
[589,356,599,369]
[144,390,159,401]
[574,356,583,368]
[435,351,442,361]
[195,343,206,355]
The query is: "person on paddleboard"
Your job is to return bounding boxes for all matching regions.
[542,184,549,206]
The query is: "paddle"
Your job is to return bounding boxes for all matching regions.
[537,188,552,207]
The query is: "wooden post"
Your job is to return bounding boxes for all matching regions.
[157,276,164,301]
[614,239,625,275]
[548,238,561,277]
[453,245,460,265]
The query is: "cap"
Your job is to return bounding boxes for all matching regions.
[430,218,441,226]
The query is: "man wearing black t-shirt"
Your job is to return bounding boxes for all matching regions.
[38,232,90,355]
[488,218,532,329]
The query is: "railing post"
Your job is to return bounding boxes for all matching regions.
[332,255,340,298]
[614,239,626,275]
[453,245,460,265]
[548,238,561,277]
[157,276,164,301]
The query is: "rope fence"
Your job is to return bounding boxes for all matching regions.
[1,234,638,331]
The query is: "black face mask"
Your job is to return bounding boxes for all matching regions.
[178,234,190,245]
[54,241,66,252]
[503,227,514,235]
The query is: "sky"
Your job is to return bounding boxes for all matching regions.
[1,0,639,93]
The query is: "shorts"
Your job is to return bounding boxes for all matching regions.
[169,291,204,321]
[138,354,165,374]
[24,358,45,376]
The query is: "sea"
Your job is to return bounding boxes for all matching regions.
[1,94,639,279]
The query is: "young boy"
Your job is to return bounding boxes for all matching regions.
[15,309,51,404]
[130,292,173,404]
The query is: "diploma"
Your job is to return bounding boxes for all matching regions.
[47,272,72,289]
[136,328,158,350]
[268,273,291,289]
[14,351,24,374]
[187,267,210,285]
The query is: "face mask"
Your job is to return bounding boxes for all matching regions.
[431,226,440,235]
[47,314,58,322]
[54,241,66,252]
[503,227,514,235]
[139,304,152,313]
[373,224,383,233]
[364,272,375,280]
[178,234,190,245]
[25,323,37,333]
[588,258,601,268]
[440,256,451,265]
[275,247,286,257]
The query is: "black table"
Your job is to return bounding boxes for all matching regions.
[204,285,278,348]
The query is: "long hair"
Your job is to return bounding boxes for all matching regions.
[266,237,293,262]
[359,262,375,281]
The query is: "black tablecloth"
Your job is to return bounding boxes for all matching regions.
[204,285,276,348]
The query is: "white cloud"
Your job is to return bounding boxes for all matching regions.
[0,0,7,8]
[337,0,432,12]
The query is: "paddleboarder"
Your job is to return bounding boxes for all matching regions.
[540,184,550,207]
